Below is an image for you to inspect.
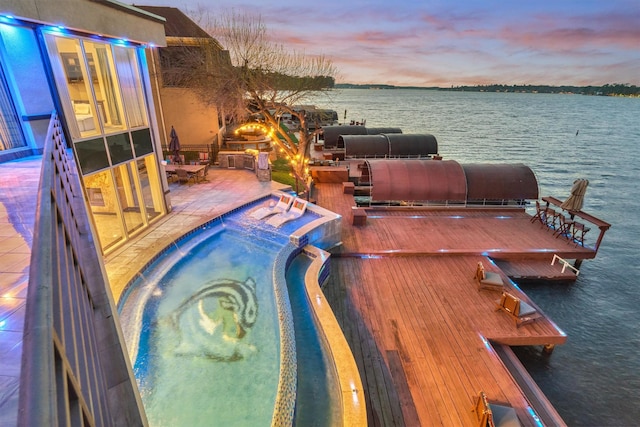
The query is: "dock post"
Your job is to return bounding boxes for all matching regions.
[543,344,555,355]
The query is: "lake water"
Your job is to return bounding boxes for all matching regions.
[313,89,640,426]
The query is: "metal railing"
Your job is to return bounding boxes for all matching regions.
[19,113,146,426]
[551,254,580,276]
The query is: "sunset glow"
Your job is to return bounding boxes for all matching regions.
[134,0,640,87]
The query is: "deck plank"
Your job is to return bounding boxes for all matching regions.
[315,183,571,426]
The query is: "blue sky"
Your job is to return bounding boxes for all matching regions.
[132,0,640,87]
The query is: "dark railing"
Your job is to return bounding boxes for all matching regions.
[19,113,146,426]
[542,196,611,253]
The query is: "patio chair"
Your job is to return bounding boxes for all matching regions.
[175,168,196,185]
[266,198,308,227]
[544,208,560,231]
[553,214,574,239]
[495,291,540,328]
[472,391,522,427]
[250,194,294,220]
[199,151,210,164]
[529,200,548,227]
[572,221,591,247]
[475,261,504,292]
[200,163,210,182]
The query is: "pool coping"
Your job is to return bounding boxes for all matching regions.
[301,245,368,426]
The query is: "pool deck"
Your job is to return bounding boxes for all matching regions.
[104,168,289,302]
[1,156,588,426]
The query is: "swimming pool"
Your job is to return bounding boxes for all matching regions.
[117,194,351,426]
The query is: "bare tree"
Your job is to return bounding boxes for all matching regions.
[174,9,337,194]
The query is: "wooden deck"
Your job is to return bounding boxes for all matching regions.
[313,183,582,426]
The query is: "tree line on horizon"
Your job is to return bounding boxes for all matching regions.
[334,83,639,96]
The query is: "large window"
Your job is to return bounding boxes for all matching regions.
[44,31,166,253]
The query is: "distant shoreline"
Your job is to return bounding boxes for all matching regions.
[334,83,639,97]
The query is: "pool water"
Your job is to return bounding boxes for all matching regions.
[286,255,341,427]
[118,198,330,426]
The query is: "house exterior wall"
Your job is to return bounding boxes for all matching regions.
[160,86,221,149]
[0,1,172,254]
[2,0,166,46]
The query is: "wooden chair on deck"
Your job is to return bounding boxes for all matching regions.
[530,200,548,227]
[544,208,560,231]
[472,391,522,427]
[572,221,590,247]
[553,214,574,239]
[495,291,541,328]
[475,262,504,292]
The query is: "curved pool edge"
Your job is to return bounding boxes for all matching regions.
[301,245,368,426]
[270,243,300,426]
[114,190,348,426]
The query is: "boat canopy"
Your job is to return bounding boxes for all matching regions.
[462,163,539,201]
[343,133,438,158]
[366,159,467,202]
[363,160,539,203]
[343,135,390,157]
[366,127,402,135]
[388,134,438,157]
[322,125,367,148]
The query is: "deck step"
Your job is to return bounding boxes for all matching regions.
[495,259,578,281]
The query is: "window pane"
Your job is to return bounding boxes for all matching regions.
[83,169,124,251]
[107,133,133,165]
[114,162,144,235]
[83,41,126,133]
[75,137,110,174]
[114,46,148,128]
[131,128,153,156]
[44,34,101,139]
[138,156,164,222]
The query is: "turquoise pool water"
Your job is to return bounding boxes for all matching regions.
[118,198,332,426]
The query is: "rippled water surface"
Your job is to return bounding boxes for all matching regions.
[313,89,640,426]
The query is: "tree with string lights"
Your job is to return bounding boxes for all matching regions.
[163,9,336,195]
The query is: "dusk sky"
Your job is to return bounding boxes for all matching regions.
[133,0,640,87]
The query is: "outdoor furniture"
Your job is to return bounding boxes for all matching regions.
[199,151,210,164]
[554,214,574,239]
[175,168,196,185]
[250,194,294,220]
[475,261,504,292]
[352,208,367,226]
[164,164,206,183]
[572,221,591,247]
[530,200,548,226]
[545,208,560,231]
[472,391,522,427]
[495,291,540,328]
[342,181,355,194]
[266,198,308,227]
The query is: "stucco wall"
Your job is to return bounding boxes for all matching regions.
[159,87,220,149]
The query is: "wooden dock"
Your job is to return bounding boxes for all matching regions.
[313,182,593,426]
